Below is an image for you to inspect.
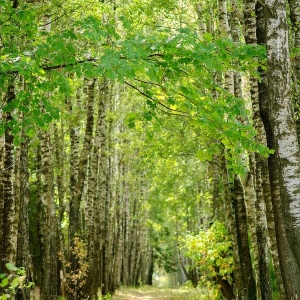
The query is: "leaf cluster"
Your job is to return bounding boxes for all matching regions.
[0,263,30,300]
[182,222,234,282]
[59,237,89,297]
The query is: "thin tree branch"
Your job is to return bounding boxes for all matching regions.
[41,58,96,71]
[134,78,162,87]
[124,80,190,118]
[0,58,96,75]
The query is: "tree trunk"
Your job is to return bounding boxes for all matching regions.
[69,79,96,245]
[84,78,109,297]
[68,79,96,299]
[253,160,272,300]
[195,2,207,35]
[233,175,256,300]
[37,128,59,300]
[243,170,260,298]
[256,2,300,297]
[1,81,16,271]
[15,132,31,300]
[103,96,115,294]
[265,0,300,263]
[243,2,274,298]
[211,156,221,220]
[218,0,234,94]
[220,153,239,299]
[0,110,4,270]
[263,0,300,296]
[288,0,300,127]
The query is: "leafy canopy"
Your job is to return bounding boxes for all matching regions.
[0,0,268,159]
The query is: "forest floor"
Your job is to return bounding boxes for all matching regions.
[111,286,209,300]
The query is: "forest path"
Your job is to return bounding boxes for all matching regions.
[112,286,201,300]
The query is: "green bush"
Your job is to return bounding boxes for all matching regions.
[181,221,234,297]
[0,263,33,299]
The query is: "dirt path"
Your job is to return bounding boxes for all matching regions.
[112,289,171,299]
[112,286,199,300]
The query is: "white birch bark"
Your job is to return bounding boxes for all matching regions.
[69,79,95,244]
[38,127,58,300]
[255,0,300,297]
[1,81,16,269]
[265,0,300,270]
[0,109,3,268]
[85,78,109,296]
[288,0,300,136]
[195,3,207,36]
[69,93,81,217]
[110,82,124,291]
[243,1,275,298]
[243,169,260,298]
[220,153,240,299]
[257,3,300,294]
[13,142,20,264]
[289,0,300,82]
[15,131,31,300]
[67,79,95,299]
[233,175,257,300]
[218,0,234,94]
[53,123,66,273]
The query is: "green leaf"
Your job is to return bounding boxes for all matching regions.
[10,276,20,288]
[126,113,139,128]
[143,111,153,121]
[202,33,213,43]
[5,263,17,272]
[1,277,8,287]
[196,149,213,162]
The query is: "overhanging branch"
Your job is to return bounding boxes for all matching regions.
[124,80,190,118]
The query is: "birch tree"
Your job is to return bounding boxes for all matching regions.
[259,0,300,297]
[1,81,16,271]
